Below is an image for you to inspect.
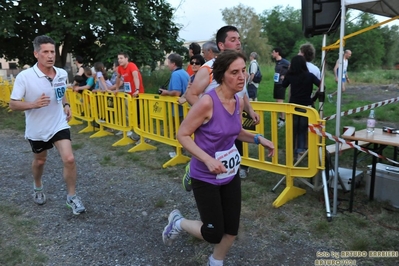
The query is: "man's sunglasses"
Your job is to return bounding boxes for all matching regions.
[190,61,201,65]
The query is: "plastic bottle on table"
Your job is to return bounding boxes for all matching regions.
[366,109,376,133]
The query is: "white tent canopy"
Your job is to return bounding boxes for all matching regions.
[346,0,399,18]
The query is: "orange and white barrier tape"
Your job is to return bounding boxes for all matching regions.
[309,124,399,165]
[323,96,399,121]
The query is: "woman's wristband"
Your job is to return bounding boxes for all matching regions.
[254,134,263,145]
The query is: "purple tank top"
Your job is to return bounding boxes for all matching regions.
[190,89,242,185]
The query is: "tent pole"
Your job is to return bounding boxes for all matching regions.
[332,0,347,215]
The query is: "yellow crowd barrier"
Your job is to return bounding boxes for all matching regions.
[0,83,327,207]
[243,102,325,207]
[0,80,12,109]
[130,94,191,168]
[64,90,327,207]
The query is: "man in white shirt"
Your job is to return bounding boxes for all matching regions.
[328,49,352,103]
[247,52,261,101]
[9,35,86,215]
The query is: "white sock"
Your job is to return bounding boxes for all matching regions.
[33,183,43,191]
[67,195,76,202]
[209,254,223,266]
[175,218,183,231]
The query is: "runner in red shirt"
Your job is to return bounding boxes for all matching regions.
[115,52,144,96]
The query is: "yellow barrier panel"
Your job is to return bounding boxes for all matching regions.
[128,94,190,168]
[0,82,12,109]
[65,88,83,126]
[89,91,134,147]
[241,102,325,207]
[65,89,100,133]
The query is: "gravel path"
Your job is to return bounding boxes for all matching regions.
[0,129,327,266]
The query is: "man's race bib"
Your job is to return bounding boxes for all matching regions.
[54,84,66,103]
[124,82,132,93]
[215,144,241,180]
[273,73,280,82]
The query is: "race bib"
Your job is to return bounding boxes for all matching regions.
[215,144,241,180]
[54,85,66,103]
[273,73,280,82]
[124,82,132,93]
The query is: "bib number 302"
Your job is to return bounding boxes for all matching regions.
[215,144,241,180]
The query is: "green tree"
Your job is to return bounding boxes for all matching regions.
[344,13,384,71]
[0,0,185,70]
[221,4,271,63]
[380,25,399,68]
[259,5,302,60]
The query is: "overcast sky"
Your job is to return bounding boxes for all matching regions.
[166,0,398,42]
[167,0,300,41]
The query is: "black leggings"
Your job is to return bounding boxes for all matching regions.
[191,174,241,244]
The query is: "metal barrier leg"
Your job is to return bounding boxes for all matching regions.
[322,170,332,222]
[271,176,286,192]
[271,150,308,192]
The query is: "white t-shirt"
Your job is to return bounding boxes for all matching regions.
[306,62,321,80]
[248,60,260,88]
[96,71,112,91]
[10,64,70,141]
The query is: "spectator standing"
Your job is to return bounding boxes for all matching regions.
[73,67,95,92]
[115,52,144,97]
[162,50,274,266]
[159,53,190,119]
[298,43,320,79]
[247,52,261,101]
[178,54,206,105]
[271,47,290,128]
[282,55,320,161]
[72,55,86,87]
[298,42,321,103]
[9,35,86,215]
[328,49,352,103]
[115,52,145,140]
[94,62,112,91]
[74,55,85,76]
[109,60,124,92]
[186,42,202,76]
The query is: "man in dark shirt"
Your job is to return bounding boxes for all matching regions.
[271,47,290,128]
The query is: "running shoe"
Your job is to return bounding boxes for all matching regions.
[239,167,249,179]
[327,94,333,103]
[162,209,183,246]
[182,162,192,191]
[66,196,86,215]
[277,119,285,129]
[129,131,140,141]
[33,190,46,205]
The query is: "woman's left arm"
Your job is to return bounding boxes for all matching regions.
[237,97,274,156]
[237,130,275,157]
